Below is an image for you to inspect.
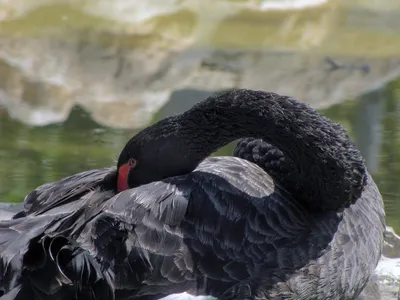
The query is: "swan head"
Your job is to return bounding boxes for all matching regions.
[116,116,202,193]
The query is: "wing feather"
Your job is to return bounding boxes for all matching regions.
[21,168,115,217]
[1,157,384,299]
[71,157,313,297]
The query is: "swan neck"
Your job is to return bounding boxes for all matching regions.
[178,89,366,212]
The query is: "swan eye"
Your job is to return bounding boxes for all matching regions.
[128,158,137,167]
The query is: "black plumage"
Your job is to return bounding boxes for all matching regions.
[0,89,385,300]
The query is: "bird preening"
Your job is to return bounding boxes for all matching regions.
[0,89,385,300]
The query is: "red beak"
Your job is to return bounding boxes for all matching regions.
[117,163,131,192]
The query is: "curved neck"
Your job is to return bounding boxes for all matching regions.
[176,89,366,212]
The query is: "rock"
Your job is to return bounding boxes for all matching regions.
[372,227,400,299]
[384,227,400,258]
[0,1,399,129]
[0,202,22,220]
[187,51,400,109]
[1,34,400,129]
[0,33,189,128]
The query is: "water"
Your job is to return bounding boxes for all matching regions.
[0,106,133,202]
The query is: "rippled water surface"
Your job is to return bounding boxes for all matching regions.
[1,0,400,235]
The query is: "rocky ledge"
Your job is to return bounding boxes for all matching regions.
[0,0,399,129]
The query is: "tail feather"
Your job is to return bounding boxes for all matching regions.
[0,217,52,294]
[0,285,27,300]
[0,216,115,300]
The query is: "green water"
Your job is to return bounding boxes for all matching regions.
[1,78,400,232]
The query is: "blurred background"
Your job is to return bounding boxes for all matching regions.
[0,0,400,289]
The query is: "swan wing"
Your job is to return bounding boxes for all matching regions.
[21,168,115,216]
[77,157,312,297]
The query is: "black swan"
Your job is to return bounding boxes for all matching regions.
[0,89,385,300]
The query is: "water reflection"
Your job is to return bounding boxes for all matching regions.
[355,89,385,174]
[0,106,135,202]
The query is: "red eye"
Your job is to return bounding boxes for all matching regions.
[128,158,137,167]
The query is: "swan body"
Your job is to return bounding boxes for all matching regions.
[0,89,385,300]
